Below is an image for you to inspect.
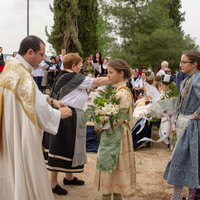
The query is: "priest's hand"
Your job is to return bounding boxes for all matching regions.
[59,107,72,119]
[53,99,67,109]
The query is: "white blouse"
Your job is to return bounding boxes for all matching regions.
[60,76,94,110]
[135,79,146,88]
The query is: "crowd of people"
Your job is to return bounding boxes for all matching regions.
[0,35,200,200]
[128,62,185,102]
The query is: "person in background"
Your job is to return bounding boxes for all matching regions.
[101,57,109,75]
[90,54,94,64]
[59,49,66,62]
[41,55,50,93]
[81,57,95,77]
[56,55,62,70]
[153,75,162,85]
[59,49,67,71]
[164,50,200,200]
[153,76,162,92]
[0,47,5,75]
[93,51,103,77]
[47,56,58,88]
[0,35,72,200]
[141,66,153,78]
[128,68,138,101]
[165,68,176,83]
[156,60,169,76]
[32,56,49,91]
[175,69,187,91]
[146,77,154,85]
[134,72,147,99]
[158,74,173,147]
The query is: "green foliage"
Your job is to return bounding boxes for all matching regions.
[46,0,82,54]
[101,0,198,72]
[77,0,98,58]
[84,83,130,135]
[98,84,120,103]
[161,82,179,99]
[168,0,185,29]
[96,7,116,57]
[46,0,114,58]
[84,105,95,122]
[146,114,161,126]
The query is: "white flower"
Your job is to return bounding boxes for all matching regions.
[101,103,120,116]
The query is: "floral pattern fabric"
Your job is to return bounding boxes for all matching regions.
[94,82,136,194]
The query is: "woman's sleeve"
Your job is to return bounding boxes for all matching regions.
[78,76,94,90]
[193,75,200,116]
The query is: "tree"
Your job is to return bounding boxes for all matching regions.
[168,0,185,29]
[102,0,198,72]
[46,0,115,58]
[77,0,98,58]
[77,0,115,58]
[46,0,82,55]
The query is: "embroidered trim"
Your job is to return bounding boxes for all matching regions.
[179,72,200,110]
[0,60,38,129]
[48,153,73,161]
[47,165,83,172]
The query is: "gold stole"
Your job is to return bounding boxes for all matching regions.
[0,60,39,152]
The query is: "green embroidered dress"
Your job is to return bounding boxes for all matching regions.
[94,82,136,194]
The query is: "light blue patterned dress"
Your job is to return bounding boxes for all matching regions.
[164,71,200,188]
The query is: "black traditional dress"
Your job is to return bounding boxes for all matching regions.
[43,71,88,173]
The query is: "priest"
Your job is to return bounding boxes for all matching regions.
[0,35,72,200]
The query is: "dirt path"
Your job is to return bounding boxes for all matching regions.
[52,145,188,200]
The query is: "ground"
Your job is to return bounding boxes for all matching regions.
[52,143,188,200]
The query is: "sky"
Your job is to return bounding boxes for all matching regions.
[0,0,200,55]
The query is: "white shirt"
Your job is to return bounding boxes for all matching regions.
[48,64,57,71]
[130,76,138,87]
[60,76,94,110]
[60,63,64,70]
[103,63,108,69]
[15,54,61,134]
[156,69,165,76]
[32,61,48,77]
[135,79,145,88]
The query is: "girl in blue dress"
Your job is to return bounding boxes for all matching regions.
[164,50,200,200]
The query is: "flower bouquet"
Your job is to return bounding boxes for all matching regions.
[84,84,131,172]
[84,84,130,139]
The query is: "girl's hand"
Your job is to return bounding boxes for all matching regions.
[170,124,176,135]
[94,126,101,132]
[193,112,200,120]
